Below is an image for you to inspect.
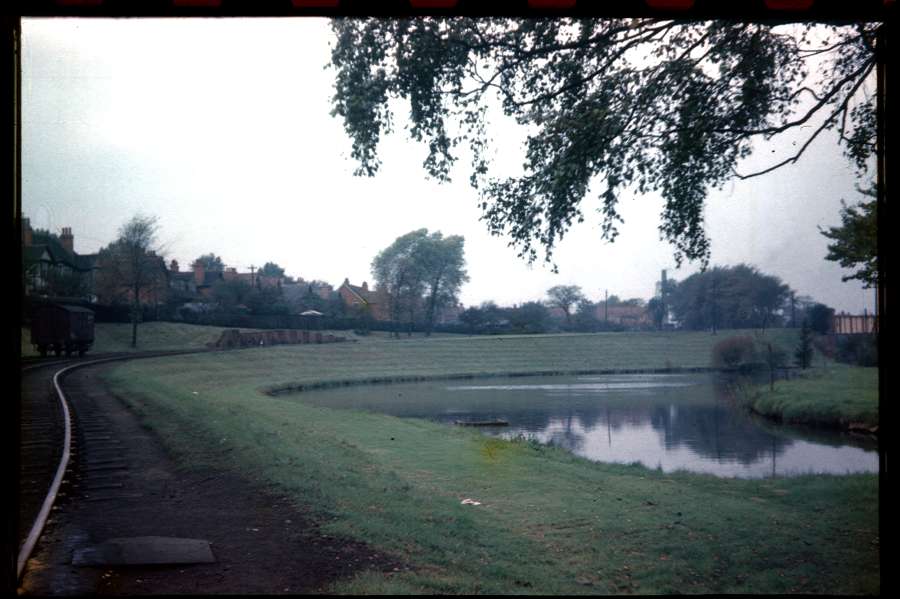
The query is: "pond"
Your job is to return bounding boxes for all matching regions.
[290,373,878,478]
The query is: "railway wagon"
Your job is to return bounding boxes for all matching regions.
[30,304,95,357]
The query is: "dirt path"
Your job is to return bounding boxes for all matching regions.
[19,363,401,595]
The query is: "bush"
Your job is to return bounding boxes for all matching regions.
[711,335,759,370]
[835,334,878,367]
[813,334,836,359]
[794,321,814,369]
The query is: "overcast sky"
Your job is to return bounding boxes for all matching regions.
[21,17,876,314]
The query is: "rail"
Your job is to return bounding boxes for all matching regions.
[16,348,213,583]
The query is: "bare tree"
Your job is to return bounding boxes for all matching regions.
[97,214,165,348]
[546,285,585,327]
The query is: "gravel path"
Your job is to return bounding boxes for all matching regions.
[18,362,400,595]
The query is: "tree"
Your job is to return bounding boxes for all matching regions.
[508,301,551,334]
[459,305,487,334]
[97,215,164,348]
[330,19,878,269]
[646,297,667,331]
[417,232,469,336]
[371,229,429,337]
[668,264,790,331]
[546,285,585,327]
[211,278,254,312]
[259,262,286,279]
[573,299,602,332]
[194,253,224,272]
[372,229,469,337]
[794,320,814,369]
[820,184,878,289]
[805,302,835,335]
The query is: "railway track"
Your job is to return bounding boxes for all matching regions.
[16,349,212,585]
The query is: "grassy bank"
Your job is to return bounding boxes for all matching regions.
[19,321,364,357]
[98,331,878,594]
[20,322,233,357]
[742,364,879,432]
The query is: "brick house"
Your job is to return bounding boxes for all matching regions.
[22,218,98,301]
[94,249,169,307]
[594,304,651,328]
[338,279,391,321]
[167,260,198,300]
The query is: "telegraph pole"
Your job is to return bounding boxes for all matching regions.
[660,269,668,329]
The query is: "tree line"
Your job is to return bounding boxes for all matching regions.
[85,219,844,348]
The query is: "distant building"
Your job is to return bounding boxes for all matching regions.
[594,304,651,328]
[338,279,391,321]
[436,301,463,324]
[832,312,878,334]
[22,218,98,302]
[167,260,198,300]
[94,249,168,307]
[188,260,225,299]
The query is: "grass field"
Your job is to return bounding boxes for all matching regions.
[100,329,879,594]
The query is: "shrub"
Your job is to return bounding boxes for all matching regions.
[835,334,878,367]
[711,335,758,370]
[813,334,836,359]
[794,321,814,369]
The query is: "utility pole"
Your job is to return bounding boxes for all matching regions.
[660,269,668,329]
[604,289,608,323]
[790,291,796,328]
[249,265,256,289]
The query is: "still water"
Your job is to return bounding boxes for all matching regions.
[292,373,878,478]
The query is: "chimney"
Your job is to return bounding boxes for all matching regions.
[22,217,32,246]
[169,259,179,272]
[60,227,74,253]
[193,260,205,286]
[362,281,368,291]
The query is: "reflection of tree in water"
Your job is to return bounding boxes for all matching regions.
[648,404,792,465]
[543,408,586,454]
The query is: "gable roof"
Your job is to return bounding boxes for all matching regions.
[341,281,377,304]
[23,239,97,272]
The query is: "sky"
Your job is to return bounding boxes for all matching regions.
[21,17,877,314]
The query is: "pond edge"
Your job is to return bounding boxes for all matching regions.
[262,367,721,397]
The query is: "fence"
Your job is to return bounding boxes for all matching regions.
[832,312,878,335]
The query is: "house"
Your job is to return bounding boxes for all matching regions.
[593,304,651,328]
[94,249,169,307]
[220,266,283,291]
[22,218,98,302]
[189,261,225,299]
[338,278,391,321]
[282,279,334,312]
[167,260,198,300]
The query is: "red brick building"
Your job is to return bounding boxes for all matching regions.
[338,279,391,321]
[594,304,651,327]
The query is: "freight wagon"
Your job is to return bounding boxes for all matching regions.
[30,304,95,357]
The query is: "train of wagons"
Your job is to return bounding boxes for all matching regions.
[30,303,95,357]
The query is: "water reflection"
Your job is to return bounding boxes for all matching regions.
[291,373,878,478]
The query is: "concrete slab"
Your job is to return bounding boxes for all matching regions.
[72,536,215,566]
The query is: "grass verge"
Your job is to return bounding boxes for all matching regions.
[99,331,878,594]
[739,363,878,432]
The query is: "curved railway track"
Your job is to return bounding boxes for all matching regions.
[17,350,210,585]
